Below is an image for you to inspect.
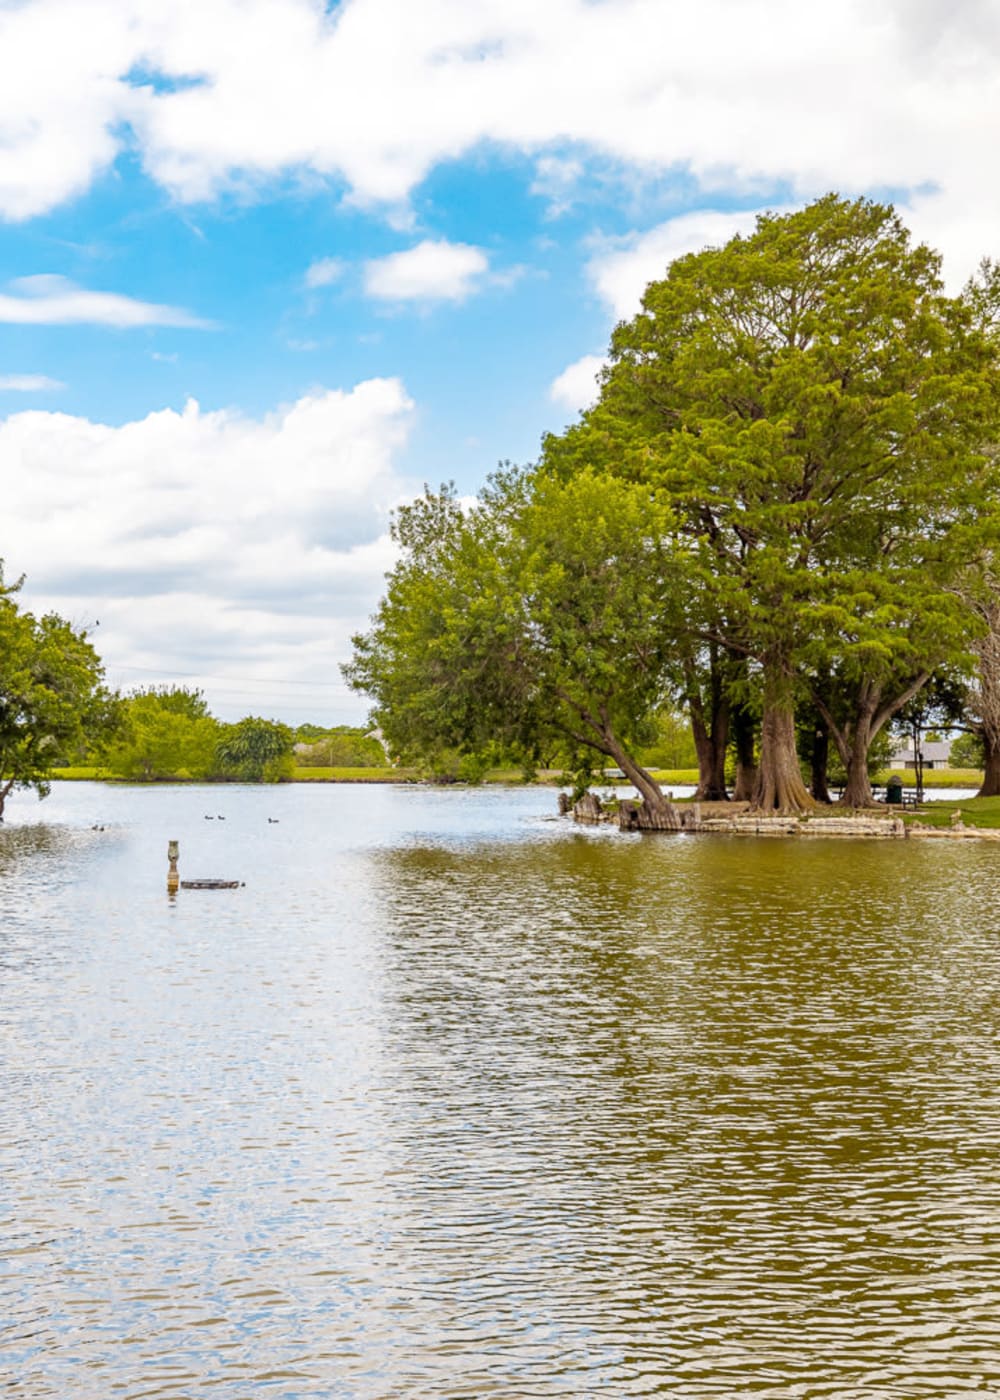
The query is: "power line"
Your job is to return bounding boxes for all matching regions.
[109,662,347,690]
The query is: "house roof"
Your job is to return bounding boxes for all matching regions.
[890,740,953,762]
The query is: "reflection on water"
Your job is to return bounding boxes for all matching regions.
[2,783,1000,1397]
[0,821,78,875]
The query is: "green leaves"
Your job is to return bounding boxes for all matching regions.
[0,564,115,813]
[351,196,1000,810]
[101,689,221,782]
[214,716,295,782]
[345,469,683,778]
[546,194,1000,708]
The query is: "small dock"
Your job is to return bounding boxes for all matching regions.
[180,878,244,889]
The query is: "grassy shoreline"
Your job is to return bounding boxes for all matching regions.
[42,765,1000,828]
[50,763,986,789]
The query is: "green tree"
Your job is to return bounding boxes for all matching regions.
[544,195,1000,810]
[949,730,985,770]
[215,716,295,782]
[101,688,221,781]
[0,565,117,818]
[141,686,212,719]
[346,468,685,822]
[294,725,388,767]
[803,572,981,808]
[637,706,699,770]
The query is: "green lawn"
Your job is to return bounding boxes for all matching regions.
[904,794,1000,828]
[48,764,413,784]
[293,766,417,782]
[874,767,983,789]
[647,769,700,786]
[45,763,990,798]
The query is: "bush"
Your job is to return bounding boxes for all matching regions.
[215,716,295,782]
[101,690,221,781]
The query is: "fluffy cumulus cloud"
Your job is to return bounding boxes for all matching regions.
[549,354,605,415]
[585,210,770,321]
[548,212,768,403]
[363,240,490,304]
[3,379,415,721]
[1,0,999,282]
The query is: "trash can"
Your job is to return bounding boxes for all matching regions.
[885,775,903,804]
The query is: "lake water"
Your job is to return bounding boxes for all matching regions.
[2,781,1000,1398]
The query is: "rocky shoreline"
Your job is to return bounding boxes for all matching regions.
[565,793,1000,841]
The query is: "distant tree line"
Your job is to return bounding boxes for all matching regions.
[347,196,1000,815]
[0,554,392,814]
[96,694,388,784]
[94,687,297,784]
[0,569,392,816]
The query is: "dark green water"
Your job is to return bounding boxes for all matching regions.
[2,783,999,1397]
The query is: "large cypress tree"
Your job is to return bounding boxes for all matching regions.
[544,196,1000,810]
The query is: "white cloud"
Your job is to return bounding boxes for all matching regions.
[549,354,605,414]
[586,208,772,320]
[304,257,345,289]
[2,379,415,723]
[530,154,585,218]
[0,275,210,328]
[364,239,489,304]
[0,373,64,392]
[1,1,999,282]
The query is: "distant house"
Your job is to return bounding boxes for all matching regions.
[889,739,953,770]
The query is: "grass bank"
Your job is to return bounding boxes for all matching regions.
[874,767,983,789]
[50,765,419,784]
[294,767,704,785]
[46,764,989,793]
[906,795,1000,829]
[293,766,417,782]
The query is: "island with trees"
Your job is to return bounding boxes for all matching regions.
[347,196,1000,829]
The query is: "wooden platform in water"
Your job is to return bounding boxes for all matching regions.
[180,879,244,889]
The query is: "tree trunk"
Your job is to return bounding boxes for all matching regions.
[573,791,603,822]
[978,728,1000,797]
[752,662,813,812]
[690,707,729,800]
[619,798,682,831]
[0,776,13,821]
[731,703,757,802]
[686,656,729,801]
[816,673,930,812]
[839,715,875,808]
[809,719,831,804]
[601,730,679,826]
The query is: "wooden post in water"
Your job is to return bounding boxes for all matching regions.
[167,839,179,895]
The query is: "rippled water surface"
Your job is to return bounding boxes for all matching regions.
[2,782,1000,1398]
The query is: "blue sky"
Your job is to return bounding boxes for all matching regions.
[0,145,724,482]
[1,0,997,723]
